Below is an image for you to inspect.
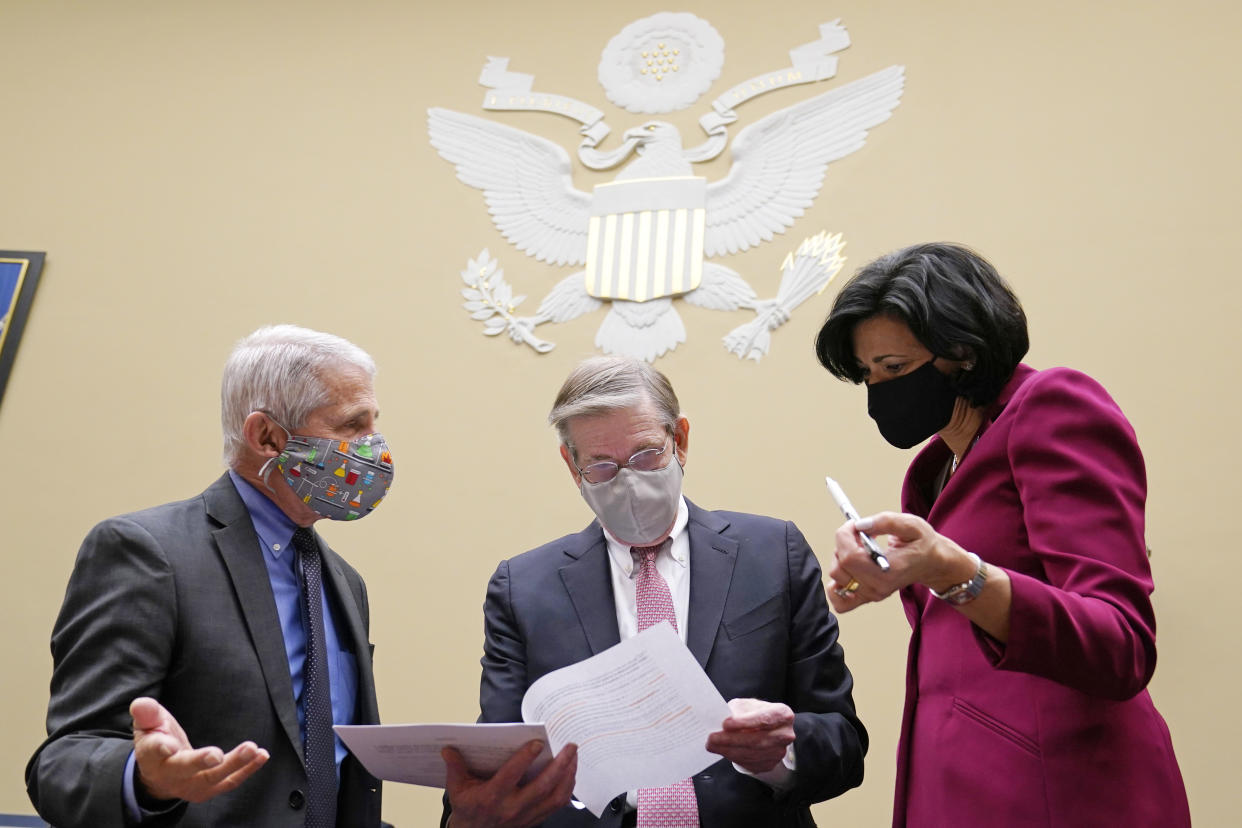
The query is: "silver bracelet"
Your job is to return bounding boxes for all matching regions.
[928,551,987,605]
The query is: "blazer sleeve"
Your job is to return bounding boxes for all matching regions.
[782,521,868,805]
[26,516,189,828]
[478,559,528,725]
[984,369,1158,700]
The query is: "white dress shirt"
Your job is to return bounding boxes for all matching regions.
[603,496,692,642]
[599,495,795,797]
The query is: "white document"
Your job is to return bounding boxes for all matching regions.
[522,622,731,815]
[336,622,730,817]
[334,722,552,788]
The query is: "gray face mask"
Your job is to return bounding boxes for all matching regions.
[579,458,684,547]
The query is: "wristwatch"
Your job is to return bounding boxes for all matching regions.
[929,551,988,605]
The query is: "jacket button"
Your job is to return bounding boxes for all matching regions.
[288,789,306,809]
[609,797,624,812]
[699,773,712,781]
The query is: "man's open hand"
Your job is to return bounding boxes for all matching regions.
[131,697,269,804]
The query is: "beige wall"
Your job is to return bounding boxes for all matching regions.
[2,0,1238,823]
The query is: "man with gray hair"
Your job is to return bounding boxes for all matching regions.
[28,325,397,827]
[444,356,866,828]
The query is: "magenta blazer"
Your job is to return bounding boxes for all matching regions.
[892,364,1189,826]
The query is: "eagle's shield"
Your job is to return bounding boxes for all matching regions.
[584,176,706,302]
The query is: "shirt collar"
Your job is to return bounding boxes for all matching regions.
[229,470,300,561]
[604,495,690,577]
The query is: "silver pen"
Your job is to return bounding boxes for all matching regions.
[825,476,890,571]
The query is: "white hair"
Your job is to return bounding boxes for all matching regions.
[548,356,680,456]
[220,325,376,466]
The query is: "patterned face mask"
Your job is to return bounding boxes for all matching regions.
[262,421,394,521]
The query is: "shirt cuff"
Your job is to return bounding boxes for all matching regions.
[123,750,182,822]
[732,743,797,791]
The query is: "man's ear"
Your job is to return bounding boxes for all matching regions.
[673,416,690,465]
[559,444,582,486]
[242,412,287,458]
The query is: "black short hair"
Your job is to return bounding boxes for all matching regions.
[814,242,1029,406]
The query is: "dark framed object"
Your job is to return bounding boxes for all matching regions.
[0,251,45,408]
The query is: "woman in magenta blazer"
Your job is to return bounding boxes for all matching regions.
[813,243,1189,826]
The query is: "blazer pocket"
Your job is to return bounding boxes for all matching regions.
[952,697,1041,758]
[723,592,785,639]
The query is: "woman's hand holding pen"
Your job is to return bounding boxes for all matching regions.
[827,511,975,613]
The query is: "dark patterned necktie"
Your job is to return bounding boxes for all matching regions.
[632,542,700,828]
[292,527,338,828]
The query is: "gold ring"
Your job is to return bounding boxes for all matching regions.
[834,579,861,598]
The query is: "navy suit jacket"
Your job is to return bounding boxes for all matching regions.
[27,473,383,828]
[460,500,866,827]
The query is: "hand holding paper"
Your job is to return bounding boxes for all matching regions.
[442,739,578,828]
[519,622,732,815]
[335,623,731,818]
[706,698,796,774]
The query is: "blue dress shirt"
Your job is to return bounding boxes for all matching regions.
[229,470,359,769]
[123,472,359,819]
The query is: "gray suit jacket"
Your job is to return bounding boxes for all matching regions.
[449,501,866,828]
[26,473,382,828]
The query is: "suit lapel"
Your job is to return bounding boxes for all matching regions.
[205,475,304,762]
[558,526,622,656]
[556,505,739,666]
[684,502,738,669]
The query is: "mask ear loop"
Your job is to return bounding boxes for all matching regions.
[258,455,279,493]
[948,354,976,400]
[256,414,292,494]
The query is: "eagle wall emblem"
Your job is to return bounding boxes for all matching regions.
[429,13,904,362]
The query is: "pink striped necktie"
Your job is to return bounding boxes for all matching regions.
[632,542,700,828]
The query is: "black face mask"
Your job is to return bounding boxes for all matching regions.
[866,359,959,449]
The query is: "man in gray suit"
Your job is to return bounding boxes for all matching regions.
[26,325,395,827]
[443,356,867,828]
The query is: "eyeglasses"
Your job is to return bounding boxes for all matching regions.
[573,437,674,484]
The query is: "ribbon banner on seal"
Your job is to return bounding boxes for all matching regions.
[479,57,612,150]
[479,19,855,166]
